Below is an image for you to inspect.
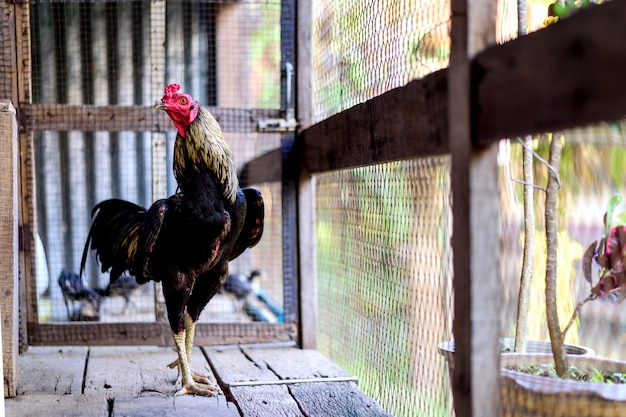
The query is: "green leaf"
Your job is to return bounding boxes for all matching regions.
[591,368,605,383]
[614,212,626,228]
[606,194,623,236]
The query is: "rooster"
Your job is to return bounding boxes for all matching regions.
[80,84,264,396]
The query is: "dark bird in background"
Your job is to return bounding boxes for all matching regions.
[81,84,264,396]
[222,270,263,302]
[221,270,284,322]
[58,269,102,321]
[95,275,139,314]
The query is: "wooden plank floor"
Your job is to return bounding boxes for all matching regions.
[5,344,393,417]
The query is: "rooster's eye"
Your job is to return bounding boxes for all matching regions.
[179,97,187,105]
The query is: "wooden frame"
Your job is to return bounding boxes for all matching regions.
[2,0,626,413]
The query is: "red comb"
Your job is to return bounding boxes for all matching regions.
[164,84,181,98]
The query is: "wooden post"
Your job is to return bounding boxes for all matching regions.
[0,101,20,398]
[449,0,500,416]
[151,0,167,323]
[15,0,36,353]
[296,0,317,350]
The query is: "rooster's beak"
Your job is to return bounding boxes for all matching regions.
[154,102,166,111]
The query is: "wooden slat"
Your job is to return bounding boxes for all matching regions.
[85,346,223,397]
[15,0,37,354]
[474,0,626,145]
[7,346,239,417]
[21,103,281,133]
[241,348,392,417]
[239,148,281,186]
[0,1,18,103]
[0,101,20,398]
[299,69,448,174]
[27,322,297,347]
[206,347,304,416]
[14,345,87,395]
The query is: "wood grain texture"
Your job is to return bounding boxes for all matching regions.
[209,347,389,417]
[0,101,20,397]
[448,0,501,416]
[21,104,281,133]
[239,148,281,186]
[474,0,626,144]
[7,346,240,417]
[85,346,220,397]
[28,322,297,347]
[299,69,448,174]
[15,346,87,396]
[207,347,304,417]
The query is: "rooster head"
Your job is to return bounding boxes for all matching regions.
[154,84,199,137]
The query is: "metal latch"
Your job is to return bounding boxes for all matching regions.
[258,62,297,132]
[258,117,297,132]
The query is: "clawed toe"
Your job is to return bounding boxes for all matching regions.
[175,382,220,397]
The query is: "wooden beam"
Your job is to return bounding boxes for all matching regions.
[288,1,626,175]
[27,322,297,347]
[0,102,20,398]
[474,0,626,144]
[239,148,281,186]
[299,69,448,174]
[20,103,281,133]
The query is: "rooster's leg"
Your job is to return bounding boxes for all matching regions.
[170,312,218,396]
[167,312,212,385]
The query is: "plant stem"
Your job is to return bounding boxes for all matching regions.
[515,135,534,353]
[545,133,567,377]
[562,292,597,338]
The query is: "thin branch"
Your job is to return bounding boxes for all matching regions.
[509,177,548,193]
[516,137,562,188]
[562,292,597,338]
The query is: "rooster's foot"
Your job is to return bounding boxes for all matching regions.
[175,381,220,397]
[168,359,212,385]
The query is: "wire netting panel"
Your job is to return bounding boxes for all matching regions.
[316,157,453,417]
[29,0,284,325]
[311,0,450,123]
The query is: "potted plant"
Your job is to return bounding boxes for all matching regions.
[498,193,626,416]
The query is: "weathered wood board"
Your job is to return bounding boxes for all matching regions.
[14,346,87,396]
[206,346,393,417]
[6,346,240,417]
[206,347,305,416]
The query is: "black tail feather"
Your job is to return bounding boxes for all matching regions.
[80,199,146,284]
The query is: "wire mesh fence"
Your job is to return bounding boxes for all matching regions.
[311,0,450,124]
[316,158,454,417]
[311,2,452,416]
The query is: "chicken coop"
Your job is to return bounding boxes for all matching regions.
[1,0,626,416]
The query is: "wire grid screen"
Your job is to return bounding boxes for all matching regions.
[311,0,450,123]
[316,158,454,417]
[311,1,452,416]
[29,0,284,325]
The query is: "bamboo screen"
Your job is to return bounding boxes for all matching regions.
[29,0,285,325]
